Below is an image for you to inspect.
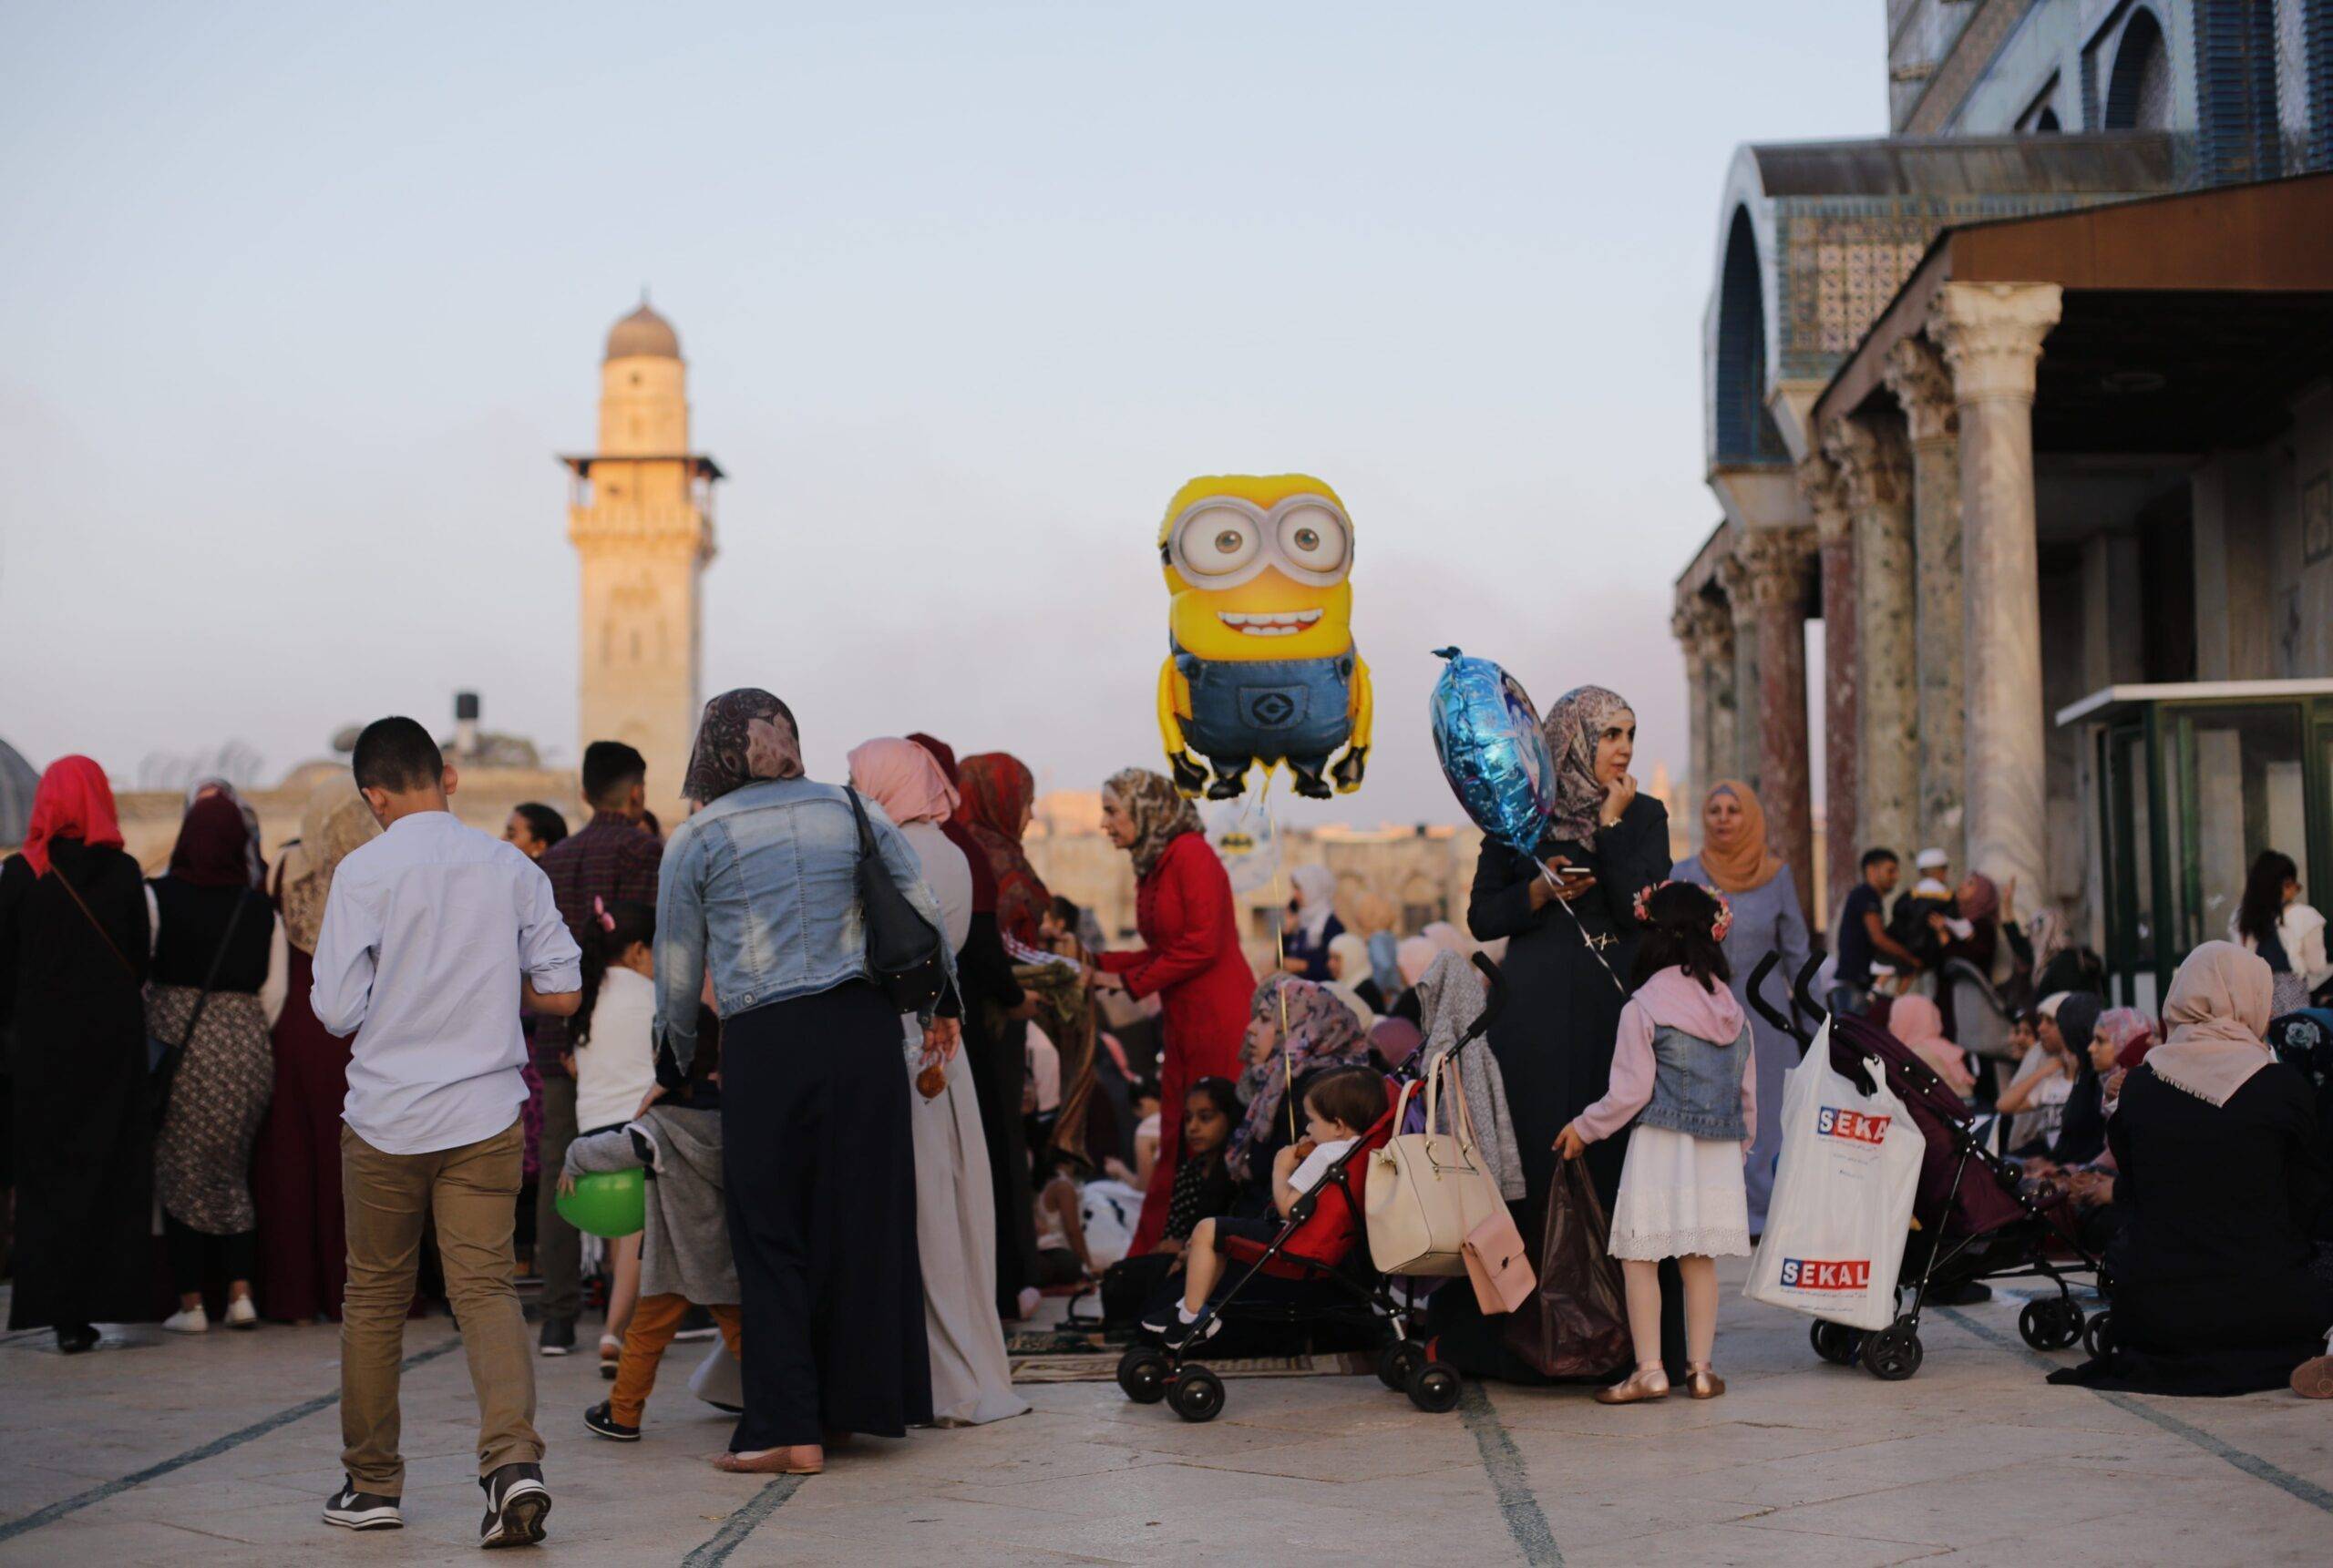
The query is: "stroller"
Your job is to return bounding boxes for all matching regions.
[1747,952,2113,1380]
[1115,955,1506,1422]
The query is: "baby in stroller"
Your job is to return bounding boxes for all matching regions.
[1144,1066,1385,1348]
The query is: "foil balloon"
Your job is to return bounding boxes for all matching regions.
[1429,647,1554,852]
[1203,796,1282,896]
[1156,474,1373,801]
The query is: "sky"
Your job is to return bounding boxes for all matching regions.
[0,2,1882,825]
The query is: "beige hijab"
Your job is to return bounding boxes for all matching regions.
[279,775,380,952]
[2147,940,2275,1108]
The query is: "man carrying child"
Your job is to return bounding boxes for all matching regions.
[310,717,583,1548]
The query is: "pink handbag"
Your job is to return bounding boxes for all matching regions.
[1463,1208,1536,1315]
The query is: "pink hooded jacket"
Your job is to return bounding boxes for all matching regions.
[1572,966,1758,1146]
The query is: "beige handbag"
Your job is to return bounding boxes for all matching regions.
[1365,1053,1509,1276]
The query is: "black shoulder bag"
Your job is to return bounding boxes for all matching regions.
[842,787,951,1015]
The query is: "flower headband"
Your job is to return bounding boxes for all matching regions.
[1631,879,1732,943]
[592,894,616,932]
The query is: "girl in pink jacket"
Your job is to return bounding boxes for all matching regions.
[1554,881,1755,1404]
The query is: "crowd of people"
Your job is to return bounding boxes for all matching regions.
[5,677,2332,1546]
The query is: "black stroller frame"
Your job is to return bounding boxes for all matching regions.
[1745,952,2116,1380]
[1115,954,1506,1422]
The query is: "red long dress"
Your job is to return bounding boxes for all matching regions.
[1095,831,1256,1253]
[251,940,354,1320]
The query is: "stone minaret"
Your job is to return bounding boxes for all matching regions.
[564,300,721,826]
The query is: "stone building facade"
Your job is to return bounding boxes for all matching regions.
[1676,2,2333,1004]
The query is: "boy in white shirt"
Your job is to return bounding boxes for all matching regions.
[1145,1065,1383,1348]
[309,717,582,1547]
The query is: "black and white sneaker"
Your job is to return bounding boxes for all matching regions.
[537,1317,575,1357]
[582,1400,641,1441]
[478,1461,550,1549]
[1138,1310,1223,1351]
[324,1478,403,1532]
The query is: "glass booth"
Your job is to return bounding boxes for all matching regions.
[2059,681,2333,1012]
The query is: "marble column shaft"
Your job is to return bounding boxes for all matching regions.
[1885,335,1967,876]
[1826,414,1918,866]
[1800,452,1857,922]
[1737,528,1817,922]
[1701,601,1739,800]
[1672,602,1711,816]
[1721,557,1763,790]
[1929,281,2062,907]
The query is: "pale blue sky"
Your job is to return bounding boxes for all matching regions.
[0,2,1880,823]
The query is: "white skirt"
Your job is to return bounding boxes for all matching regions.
[1608,1125,1751,1261]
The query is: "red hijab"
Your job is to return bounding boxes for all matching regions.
[956,751,1052,947]
[169,793,255,888]
[21,755,124,878]
[909,733,998,915]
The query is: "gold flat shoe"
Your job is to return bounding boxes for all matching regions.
[1594,1367,1670,1405]
[1685,1367,1726,1400]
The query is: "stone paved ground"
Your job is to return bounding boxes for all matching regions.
[4,1270,2330,1566]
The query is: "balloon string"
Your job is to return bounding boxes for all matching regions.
[1264,772,1296,1144]
[1538,861,1629,998]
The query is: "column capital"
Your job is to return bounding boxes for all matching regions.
[1733,527,1815,612]
[1927,282,2063,404]
[1882,335,1958,443]
[1795,452,1853,545]
[1821,414,1912,517]
[1673,592,1734,661]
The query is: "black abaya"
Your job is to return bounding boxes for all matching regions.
[958,911,1040,1319]
[720,981,931,1448]
[0,843,158,1330]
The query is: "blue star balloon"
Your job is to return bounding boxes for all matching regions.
[1429,647,1554,853]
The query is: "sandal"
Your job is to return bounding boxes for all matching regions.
[1684,1362,1727,1400]
[1593,1364,1670,1405]
[713,1446,823,1476]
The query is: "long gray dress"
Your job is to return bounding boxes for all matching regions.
[1674,855,1811,1232]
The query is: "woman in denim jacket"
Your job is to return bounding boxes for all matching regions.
[654,689,958,1477]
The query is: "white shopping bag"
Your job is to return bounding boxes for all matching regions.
[1742,1020,1924,1332]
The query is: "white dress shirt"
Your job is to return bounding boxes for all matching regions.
[311,810,582,1155]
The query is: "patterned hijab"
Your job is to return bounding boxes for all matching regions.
[280,775,380,952]
[1228,975,1370,1179]
[1541,684,1630,845]
[957,752,1051,947]
[683,688,805,805]
[1104,766,1202,880]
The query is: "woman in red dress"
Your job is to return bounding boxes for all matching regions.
[1091,769,1255,1253]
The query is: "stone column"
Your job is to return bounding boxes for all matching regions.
[1671,600,1711,815]
[1884,334,1966,876]
[1825,413,1917,870]
[1798,452,1857,921]
[1697,597,1739,797]
[1736,528,1817,921]
[1929,282,2062,907]
[1719,555,1763,789]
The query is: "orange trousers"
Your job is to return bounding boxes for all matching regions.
[610,1293,743,1427]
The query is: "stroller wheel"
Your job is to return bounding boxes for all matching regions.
[1168,1365,1225,1423]
[1861,1320,1923,1381]
[2082,1310,2114,1360]
[2018,1297,2085,1351]
[1405,1362,1463,1413]
[1809,1321,1865,1367]
[1378,1339,1427,1390]
[1116,1346,1171,1405]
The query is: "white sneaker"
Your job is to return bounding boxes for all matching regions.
[223,1296,259,1330]
[163,1306,210,1335]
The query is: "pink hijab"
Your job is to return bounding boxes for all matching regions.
[847,737,959,826]
[1888,994,1975,1096]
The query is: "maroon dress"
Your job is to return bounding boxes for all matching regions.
[252,940,353,1320]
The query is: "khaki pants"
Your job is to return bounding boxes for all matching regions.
[341,1120,540,1495]
[609,1294,744,1427]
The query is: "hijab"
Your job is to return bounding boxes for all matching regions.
[2147,940,2276,1109]
[280,775,380,952]
[908,733,996,915]
[1290,863,1340,945]
[2050,990,2108,1163]
[683,688,804,804]
[168,794,255,888]
[2026,906,2071,970]
[19,755,123,878]
[957,752,1051,947]
[1228,977,1369,1179]
[1540,684,1629,845]
[186,778,267,888]
[2099,1008,2154,1071]
[1422,921,1467,961]
[1887,993,1976,1096]
[1959,872,2001,924]
[1396,936,1439,989]
[847,737,958,826]
[1327,931,1371,987]
[1103,767,1203,880]
[1695,779,1784,895]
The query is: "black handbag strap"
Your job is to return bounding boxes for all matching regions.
[51,867,139,977]
[172,889,253,1050]
[842,784,879,860]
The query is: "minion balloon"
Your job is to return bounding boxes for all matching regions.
[1156,475,1372,800]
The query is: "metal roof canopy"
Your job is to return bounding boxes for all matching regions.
[2056,679,2333,728]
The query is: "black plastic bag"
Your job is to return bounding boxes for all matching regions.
[1499,1157,1632,1378]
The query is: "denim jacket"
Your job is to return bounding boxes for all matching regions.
[1639,1021,1754,1141]
[653,777,955,1071]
